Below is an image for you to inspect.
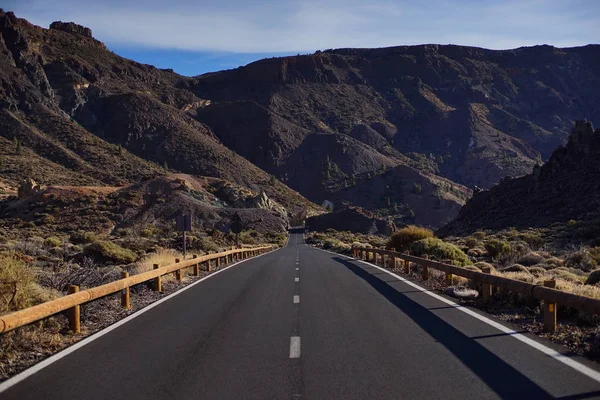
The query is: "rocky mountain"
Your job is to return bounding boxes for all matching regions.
[1,10,599,229]
[438,121,600,236]
[0,10,317,220]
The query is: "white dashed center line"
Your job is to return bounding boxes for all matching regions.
[293,295,300,304]
[295,277,299,282]
[289,336,301,358]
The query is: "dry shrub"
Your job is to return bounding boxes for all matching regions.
[467,246,487,257]
[387,226,434,251]
[502,271,535,283]
[133,249,184,277]
[0,253,58,314]
[527,266,547,277]
[473,231,486,240]
[500,264,530,273]
[566,249,597,272]
[517,252,546,267]
[548,268,586,283]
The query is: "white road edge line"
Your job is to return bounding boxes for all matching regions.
[294,295,300,304]
[317,248,600,384]
[0,247,282,394]
[289,336,301,358]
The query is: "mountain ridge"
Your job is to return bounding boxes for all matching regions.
[1,10,600,228]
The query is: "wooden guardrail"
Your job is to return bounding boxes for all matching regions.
[0,245,275,335]
[352,247,600,332]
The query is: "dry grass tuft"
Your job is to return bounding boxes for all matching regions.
[132,249,184,278]
[0,253,58,314]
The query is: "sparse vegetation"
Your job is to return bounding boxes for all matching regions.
[387,226,434,251]
[408,238,470,266]
[83,241,137,264]
[484,239,512,260]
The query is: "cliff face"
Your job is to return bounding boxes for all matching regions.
[438,121,600,236]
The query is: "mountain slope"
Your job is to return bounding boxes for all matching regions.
[438,121,600,236]
[0,10,318,215]
[190,45,600,191]
[2,10,600,227]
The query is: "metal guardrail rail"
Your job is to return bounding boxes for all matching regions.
[352,247,600,332]
[0,245,275,334]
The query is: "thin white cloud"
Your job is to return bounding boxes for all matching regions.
[5,0,599,52]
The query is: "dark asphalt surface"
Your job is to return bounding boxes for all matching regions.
[2,228,600,399]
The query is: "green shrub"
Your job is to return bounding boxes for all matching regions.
[387,226,434,251]
[517,232,544,248]
[484,239,512,260]
[70,231,98,244]
[140,229,154,238]
[408,238,469,266]
[201,237,220,253]
[84,241,137,264]
[464,237,479,249]
[586,269,600,285]
[239,230,258,245]
[45,237,62,248]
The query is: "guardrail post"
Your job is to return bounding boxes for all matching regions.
[445,271,453,286]
[390,249,396,269]
[216,256,221,268]
[380,253,385,266]
[67,285,81,333]
[422,255,429,280]
[193,255,200,276]
[404,258,411,274]
[481,266,493,302]
[175,259,182,282]
[121,272,131,309]
[153,264,162,292]
[544,280,557,333]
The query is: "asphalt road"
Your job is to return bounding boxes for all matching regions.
[2,228,600,399]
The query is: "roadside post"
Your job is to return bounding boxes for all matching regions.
[176,214,192,259]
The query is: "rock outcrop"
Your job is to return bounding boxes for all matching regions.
[438,121,600,236]
[17,178,44,199]
[49,21,92,37]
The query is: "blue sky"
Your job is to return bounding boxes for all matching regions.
[4,0,599,76]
